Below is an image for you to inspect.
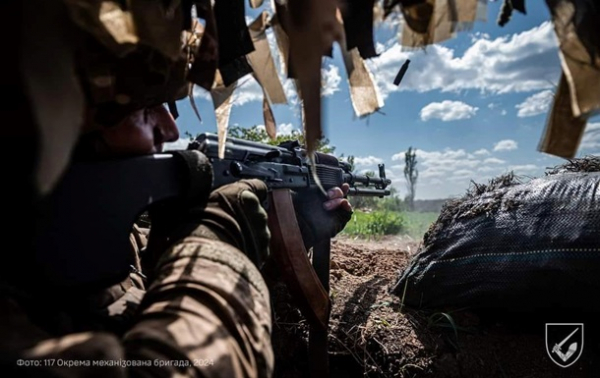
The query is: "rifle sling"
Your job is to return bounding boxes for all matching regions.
[268,189,330,329]
[267,189,331,377]
[310,239,332,376]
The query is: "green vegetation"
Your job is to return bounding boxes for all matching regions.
[341,210,439,240]
[342,210,404,239]
[402,212,439,240]
[197,124,440,241]
[186,125,336,153]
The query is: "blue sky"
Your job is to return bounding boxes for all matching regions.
[166,1,600,199]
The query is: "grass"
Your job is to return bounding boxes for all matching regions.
[342,210,404,239]
[402,212,439,240]
[341,210,439,240]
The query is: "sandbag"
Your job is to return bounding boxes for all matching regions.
[391,169,600,313]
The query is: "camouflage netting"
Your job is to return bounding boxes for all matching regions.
[391,157,600,313]
[19,0,600,196]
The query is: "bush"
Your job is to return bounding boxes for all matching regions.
[375,196,406,212]
[342,210,404,239]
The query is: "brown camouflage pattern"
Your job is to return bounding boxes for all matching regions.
[0,234,273,378]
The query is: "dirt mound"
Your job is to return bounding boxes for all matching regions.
[270,235,600,378]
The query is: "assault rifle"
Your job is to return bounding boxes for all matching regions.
[34,132,392,375]
[194,133,392,375]
[192,133,391,197]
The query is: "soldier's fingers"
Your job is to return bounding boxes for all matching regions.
[326,187,344,200]
[324,197,346,210]
[340,198,352,212]
[341,183,350,196]
[240,179,269,202]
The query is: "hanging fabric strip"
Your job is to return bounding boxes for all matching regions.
[273,1,297,78]
[337,9,383,117]
[188,84,203,123]
[187,0,218,91]
[270,14,291,78]
[214,0,255,85]
[284,0,342,157]
[400,0,480,49]
[248,12,288,104]
[249,0,265,8]
[340,0,378,59]
[475,0,487,22]
[342,47,383,117]
[262,88,277,139]
[548,0,600,119]
[452,0,481,32]
[399,0,435,48]
[283,0,342,198]
[210,72,237,159]
[538,73,587,159]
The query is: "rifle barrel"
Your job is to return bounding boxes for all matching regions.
[347,187,391,196]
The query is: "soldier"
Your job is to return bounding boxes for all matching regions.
[0,98,352,378]
[3,1,353,375]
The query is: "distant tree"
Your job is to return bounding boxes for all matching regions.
[404,147,418,211]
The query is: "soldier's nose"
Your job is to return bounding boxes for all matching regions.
[154,106,180,144]
[161,118,179,143]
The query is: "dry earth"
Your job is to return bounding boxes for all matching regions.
[269,235,600,378]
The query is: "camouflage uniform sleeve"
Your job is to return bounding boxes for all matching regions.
[1,237,273,378]
[121,236,274,378]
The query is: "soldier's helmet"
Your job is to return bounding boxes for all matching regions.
[20,0,196,197]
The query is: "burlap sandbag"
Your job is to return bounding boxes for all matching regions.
[392,164,600,313]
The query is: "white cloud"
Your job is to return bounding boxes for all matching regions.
[367,22,559,100]
[493,139,518,151]
[420,100,479,121]
[354,156,384,166]
[191,75,264,107]
[163,138,190,151]
[516,89,554,117]
[192,64,338,108]
[477,166,498,173]
[579,122,600,150]
[192,85,211,101]
[501,109,507,116]
[483,157,506,164]
[470,32,490,42]
[507,164,538,173]
[277,122,295,135]
[232,76,264,106]
[256,123,300,136]
[321,64,341,96]
[387,146,546,199]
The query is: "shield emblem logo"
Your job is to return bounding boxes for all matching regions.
[545,323,584,368]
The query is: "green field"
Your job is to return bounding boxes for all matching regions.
[341,210,439,240]
[402,211,440,240]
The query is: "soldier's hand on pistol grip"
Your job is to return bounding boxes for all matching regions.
[183,179,271,267]
[292,183,353,251]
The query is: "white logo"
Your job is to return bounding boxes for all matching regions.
[545,323,584,368]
